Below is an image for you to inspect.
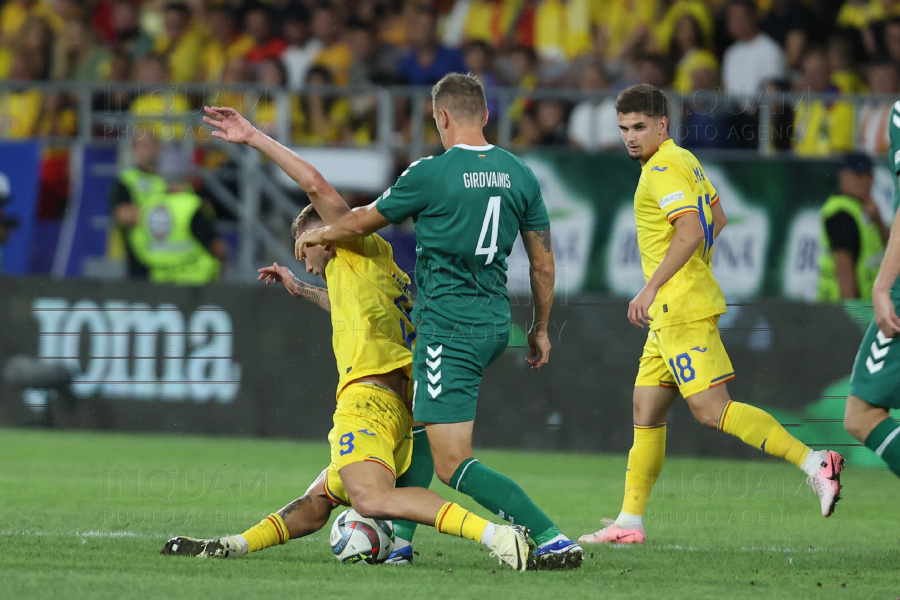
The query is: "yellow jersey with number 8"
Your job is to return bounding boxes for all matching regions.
[326,234,416,397]
[634,139,726,330]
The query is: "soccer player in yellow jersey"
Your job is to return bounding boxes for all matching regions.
[160,106,531,571]
[579,85,846,545]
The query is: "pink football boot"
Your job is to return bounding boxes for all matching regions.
[578,518,646,545]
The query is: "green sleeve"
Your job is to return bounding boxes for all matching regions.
[375,157,434,224]
[520,170,550,231]
[891,104,900,175]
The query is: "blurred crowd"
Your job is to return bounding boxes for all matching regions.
[1,0,900,156]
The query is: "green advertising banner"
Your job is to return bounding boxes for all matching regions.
[509,150,896,301]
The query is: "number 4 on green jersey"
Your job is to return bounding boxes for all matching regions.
[375,144,550,329]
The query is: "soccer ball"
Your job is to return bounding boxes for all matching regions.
[329,508,394,564]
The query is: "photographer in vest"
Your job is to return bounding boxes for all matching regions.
[819,153,891,301]
[110,130,225,284]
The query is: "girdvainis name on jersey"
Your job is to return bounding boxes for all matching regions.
[462,172,512,189]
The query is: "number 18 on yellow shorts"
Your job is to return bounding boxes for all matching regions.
[635,316,735,398]
[323,383,413,506]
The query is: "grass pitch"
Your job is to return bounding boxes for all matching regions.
[0,428,897,600]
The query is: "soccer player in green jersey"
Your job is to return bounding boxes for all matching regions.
[843,100,900,478]
[296,73,583,569]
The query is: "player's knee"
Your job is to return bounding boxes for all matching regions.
[843,405,866,442]
[350,491,388,520]
[432,461,456,486]
[428,441,474,484]
[688,403,720,429]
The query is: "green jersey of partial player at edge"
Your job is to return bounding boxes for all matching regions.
[376,144,550,333]
[888,100,900,297]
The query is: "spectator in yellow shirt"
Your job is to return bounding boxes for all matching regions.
[594,0,659,61]
[828,35,867,94]
[10,15,53,80]
[792,49,854,157]
[462,0,523,48]
[253,58,290,137]
[1,55,42,138]
[0,0,62,45]
[311,8,352,85]
[130,54,191,141]
[200,5,254,82]
[655,0,713,53]
[253,59,372,146]
[837,0,880,30]
[294,66,358,145]
[668,13,719,94]
[153,2,205,83]
[534,0,594,62]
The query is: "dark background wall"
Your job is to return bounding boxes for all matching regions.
[0,277,862,459]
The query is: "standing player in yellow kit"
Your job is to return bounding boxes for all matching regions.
[579,85,846,545]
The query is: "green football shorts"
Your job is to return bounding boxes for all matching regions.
[849,302,900,410]
[411,327,510,423]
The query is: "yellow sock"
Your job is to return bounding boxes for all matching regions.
[240,513,289,553]
[719,400,810,468]
[435,502,489,542]
[621,424,667,516]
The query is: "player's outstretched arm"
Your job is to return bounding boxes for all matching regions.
[294,202,390,260]
[872,196,900,337]
[258,262,331,312]
[628,212,705,328]
[521,228,555,369]
[202,106,349,224]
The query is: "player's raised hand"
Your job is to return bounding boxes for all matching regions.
[874,288,900,338]
[526,326,551,369]
[628,285,656,329]
[257,262,294,291]
[202,106,258,144]
[295,226,328,260]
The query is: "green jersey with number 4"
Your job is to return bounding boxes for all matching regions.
[376,143,550,332]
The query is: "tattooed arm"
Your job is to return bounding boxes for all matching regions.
[258,262,331,313]
[521,228,555,369]
[286,275,331,312]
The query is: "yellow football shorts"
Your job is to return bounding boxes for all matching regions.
[635,316,735,398]
[323,382,413,506]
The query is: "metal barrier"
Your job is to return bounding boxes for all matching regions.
[0,81,893,153]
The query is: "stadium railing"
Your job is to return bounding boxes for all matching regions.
[0,81,892,154]
[0,81,892,281]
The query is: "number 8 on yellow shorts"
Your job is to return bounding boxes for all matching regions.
[635,316,735,398]
[323,383,413,506]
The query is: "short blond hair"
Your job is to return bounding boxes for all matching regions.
[432,72,487,125]
[291,204,322,237]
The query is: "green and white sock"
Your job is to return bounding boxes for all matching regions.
[865,418,900,477]
[450,458,558,545]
